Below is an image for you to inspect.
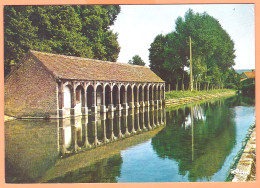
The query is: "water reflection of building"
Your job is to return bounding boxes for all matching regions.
[59,107,166,156]
[5,107,166,183]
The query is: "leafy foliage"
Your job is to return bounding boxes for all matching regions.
[4,5,121,76]
[241,78,255,96]
[149,9,236,90]
[165,89,234,100]
[128,55,145,66]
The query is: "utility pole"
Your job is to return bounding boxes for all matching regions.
[189,36,193,91]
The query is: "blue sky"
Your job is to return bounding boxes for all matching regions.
[111,4,255,69]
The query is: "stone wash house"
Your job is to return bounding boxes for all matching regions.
[5,50,165,118]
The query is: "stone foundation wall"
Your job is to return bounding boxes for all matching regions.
[232,127,256,182]
[4,55,58,118]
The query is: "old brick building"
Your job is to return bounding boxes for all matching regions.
[5,50,165,118]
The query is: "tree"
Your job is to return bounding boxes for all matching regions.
[128,55,145,66]
[4,5,121,77]
[149,9,236,91]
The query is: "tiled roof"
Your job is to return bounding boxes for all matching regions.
[243,71,255,79]
[29,50,164,83]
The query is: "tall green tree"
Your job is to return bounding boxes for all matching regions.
[149,9,236,90]
[128,55,145,66]
[4,5,121,77]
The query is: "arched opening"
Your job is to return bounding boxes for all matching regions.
[64,85,72,108]
[149,85,153,101]
[127,85,132,104]
[105,85,111,107]
[153,85,157,101]
[86,85,94,108]
[120,85,125,105]
[96,85,103,106]
[133,85,137,103]
[112,85,119,106]
[144,85,148,102]
[75,85,84,113]
[158,86,161,100]
[138,85,143,102]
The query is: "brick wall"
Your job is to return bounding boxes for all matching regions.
[4,55,58,118]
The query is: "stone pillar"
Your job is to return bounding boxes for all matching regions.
[71,82,76,116]
[122,112,130,136]
[116,86,122,110]
[135,109,141,132]
[151,108,156,128]
[155,86,159,109]
[82,82,88,116]
[156,109,160,126]
[71,118,77,153]
[82,116,91,148]
[100,85,106,113]
[123,89,129,109]
[117,113,123,138]
[91,85,97,114]
[129,86,134,109]
[140,86,145,107]
[145,87,149,107]
[108,89,114,112]
[135,87,140,108]
[140,109,146,130]
[92,117,100,146]
[158,86,162,108]
[150,85,154,111]
[58,80,64,118]
[129,109,136,134]
[146,107,152,130]
[101,113,109,143]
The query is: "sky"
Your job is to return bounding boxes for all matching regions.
[110,4,255,70]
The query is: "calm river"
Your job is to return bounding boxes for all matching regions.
[5,94,255,183]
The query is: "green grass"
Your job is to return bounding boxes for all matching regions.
[165,89,235,100]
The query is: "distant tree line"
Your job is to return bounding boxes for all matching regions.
[4,5,121,77]
[149,9,239,91]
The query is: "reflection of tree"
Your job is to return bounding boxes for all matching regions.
[152,99,236,181]
[225,94,255,107]
[47,154,122,183]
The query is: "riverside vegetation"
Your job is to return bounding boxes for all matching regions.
[165,89,235,100]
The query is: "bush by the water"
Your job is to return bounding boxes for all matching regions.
[241,78,255,96]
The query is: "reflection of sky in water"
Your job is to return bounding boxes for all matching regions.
[182,105,206,129]
[117,140,189,182]
[64,126,72,149]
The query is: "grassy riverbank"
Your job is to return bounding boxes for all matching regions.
[165,89,236,100]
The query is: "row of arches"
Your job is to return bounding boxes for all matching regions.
[59,81,165,117]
